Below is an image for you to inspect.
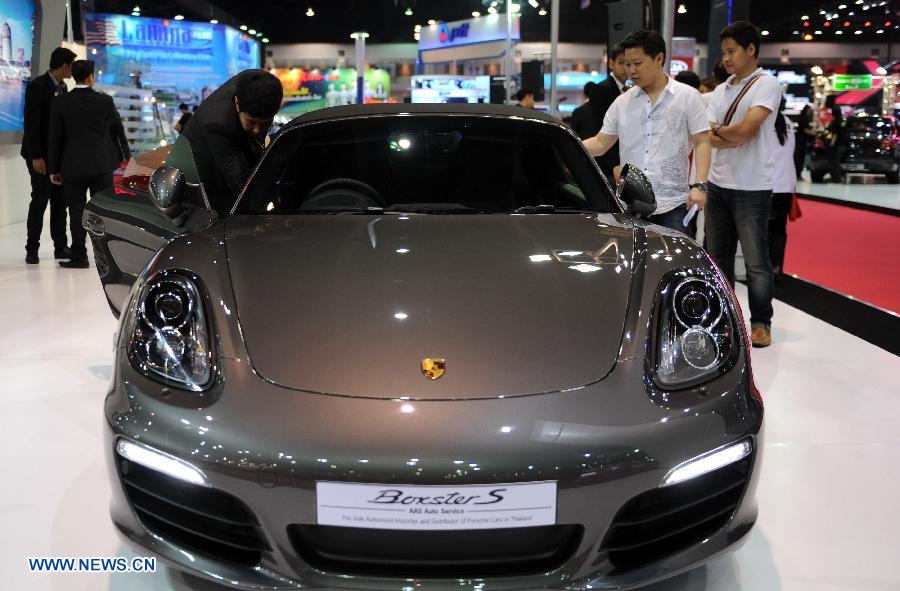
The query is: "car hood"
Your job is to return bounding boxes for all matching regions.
[224,214,635,400]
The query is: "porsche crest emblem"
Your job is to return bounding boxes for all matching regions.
[421,358,446,380]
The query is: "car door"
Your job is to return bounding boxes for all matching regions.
[84,136,215,317]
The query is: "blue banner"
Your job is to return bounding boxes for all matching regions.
[0,0,35,132]
[85,13,259,103]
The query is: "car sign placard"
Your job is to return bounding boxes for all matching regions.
[316,481,557,530]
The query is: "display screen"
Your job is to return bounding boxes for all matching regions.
[85,13,259,104]
[411,76,490,104]
[0,0,35,134]
[271,67,393,123]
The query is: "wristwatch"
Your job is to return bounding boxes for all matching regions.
[689,182,709,193]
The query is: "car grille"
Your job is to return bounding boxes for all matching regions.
[117,455,270,566]
[599,456,752,572]
[289,524,584,578]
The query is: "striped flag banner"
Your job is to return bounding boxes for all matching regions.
[86,19,122,46]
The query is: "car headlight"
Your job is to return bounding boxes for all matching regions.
[128,271,214,391]
[651,269,740,389]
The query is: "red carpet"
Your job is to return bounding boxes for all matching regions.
[784,198,900,314]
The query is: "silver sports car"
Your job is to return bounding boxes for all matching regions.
[85,104,763,590]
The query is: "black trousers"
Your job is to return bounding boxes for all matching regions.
[63,173,113,261]
[25,158,68,253]
[768,192,792,273]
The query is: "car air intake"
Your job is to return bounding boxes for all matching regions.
[117,455,269,566]
[289,524,584,578]
[599,456,752,572]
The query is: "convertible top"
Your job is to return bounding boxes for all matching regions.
[279,103,565,130]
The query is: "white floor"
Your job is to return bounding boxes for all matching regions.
[796,175,900,211]
[1,219,899,591]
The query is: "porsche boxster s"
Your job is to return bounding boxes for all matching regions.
[85,104,763,590]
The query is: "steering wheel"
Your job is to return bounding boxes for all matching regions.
[300,178,386,210]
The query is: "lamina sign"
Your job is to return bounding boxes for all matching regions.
[438,22,470,44]
[118,18,214,49]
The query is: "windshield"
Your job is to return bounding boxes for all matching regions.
[236,115,616,215]
[844,117,892,132]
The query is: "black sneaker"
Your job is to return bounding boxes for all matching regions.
[59,259,89,269]
[25,251,39,264]
[54,247,72,259]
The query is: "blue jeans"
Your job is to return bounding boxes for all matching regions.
[648,204,696,238]
[705,183,774,327]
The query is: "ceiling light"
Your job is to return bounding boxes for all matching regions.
[855,0,863,4]
[306,7,315,17]
[405,7,413,16]
[793,30,799,34]
[472,11,481,17]
[677,4,687,14]
[133,5,140,11]
[844,20,851,25]
[819,9,826,14]
[865,21,871,26]
[511,3,522,12]
[262,37,269,43]
[248,28,256,35]
[810,65,824,75]
[824,21,831,26]
[814,30,822,34]
[838,3,847,7]
[428,19,437,25]
[804,33,813,40]
[835,29,843,34]
[538,7,547,15]
[801,14,809,19]
[529,0,539,8]
[131,12,139,16]
[414,24,421,31]
[876,29,883,33]
[761,30,770,35]
[255,32,262,37]
[209,19,218,24]
[855,29,863,34]
[414,32,421,40]
[174,14,184,20]
[240,25,248,30]
[488,6,498,15]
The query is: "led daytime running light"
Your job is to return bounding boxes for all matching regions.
[662,440,752,486]
[117,439,208,486]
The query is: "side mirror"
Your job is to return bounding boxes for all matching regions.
[617,163,657,218]
[149,165,186,220]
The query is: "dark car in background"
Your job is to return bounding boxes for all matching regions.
[84,104,763,590]
[810,114,900,183]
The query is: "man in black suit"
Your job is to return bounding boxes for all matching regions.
[181,69,282,215]
[588,44,629,181]
[20,47,76,264]
[569,82,599,140]
[48,60,130,269]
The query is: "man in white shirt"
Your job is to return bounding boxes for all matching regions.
[583,29,711,236]
[706,21,783,348]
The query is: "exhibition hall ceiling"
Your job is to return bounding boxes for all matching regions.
[90,1,898,44]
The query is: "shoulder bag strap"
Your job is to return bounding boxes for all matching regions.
[722,74,764,126]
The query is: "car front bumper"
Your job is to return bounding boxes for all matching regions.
[105,353,763,590]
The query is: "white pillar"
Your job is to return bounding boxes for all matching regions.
[351,32,369,104]
[506,0,514,103]
[550,0,559,117]
[661,0,674,74]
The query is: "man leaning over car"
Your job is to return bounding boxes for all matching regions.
[180,69,283,216]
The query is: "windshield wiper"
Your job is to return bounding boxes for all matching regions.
[512,205,598,214]
[513,204,556,214]
[294,206,385,215]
